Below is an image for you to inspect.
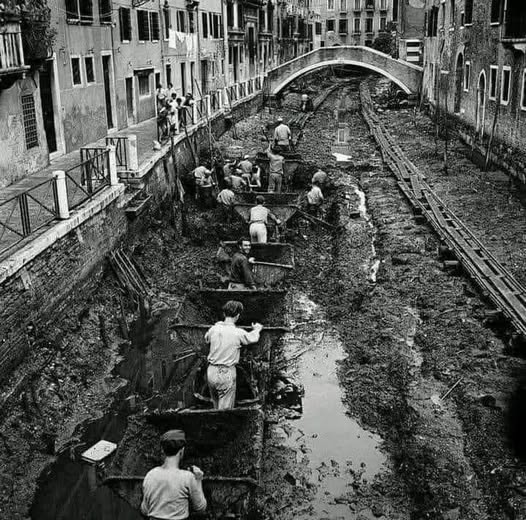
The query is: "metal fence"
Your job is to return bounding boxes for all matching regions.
[66,148,111,210]
[0,178,58,256]
[106,136,129,171]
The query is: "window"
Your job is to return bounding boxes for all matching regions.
[327,19,335,31]
[463,61,470,91]
[380,17,386,30]
[202,12,209,38]
[177,11,186,32]
[393,0,398,20]
[380,0,386,8]
[339,19,348,33]
[490,0,502,24]
[340,0,347,11]
[71,56,82,85]
[138,74,151,96]
[99,0,111,23]
[366,17,373,32]
[427,6,438,36]
[489,66,498,100]
[315,22,322,34]
[65,0,93,23]
[189,11,195,33]
[460,11,464,27]
[464,0,473,25]
[166,64,171,86]
[137,10,150,41]
[501,67,511,105]
[150,11,160,40]
[119,7,132,41]
[365,0,374,8]
[354,17,360,31]
[84,56,95,83]
[163,8,171,39]
[354,0,360,8]
[521,69,526,110]
[328,0,335,10]
[21,94,38,150]
[449,0,455,25]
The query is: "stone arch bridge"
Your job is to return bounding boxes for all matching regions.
[264,46,423,96]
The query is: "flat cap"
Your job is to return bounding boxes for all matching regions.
[161,429,186,442]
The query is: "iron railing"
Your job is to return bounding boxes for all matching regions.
[0,178,58,255]
[66,148,110,210]
[106,136,129,171]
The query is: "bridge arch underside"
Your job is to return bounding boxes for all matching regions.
[272,60,413,95]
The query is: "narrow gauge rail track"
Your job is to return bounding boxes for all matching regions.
[360,81,526,341]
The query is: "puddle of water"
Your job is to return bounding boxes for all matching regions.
[277,292,387,518]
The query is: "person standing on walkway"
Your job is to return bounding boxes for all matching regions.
[229,238,256,290]
[266,145,284,193]
[273,117,292,151]
[249,195,281,243]
[205,300,263,409]
[141,429,207,520]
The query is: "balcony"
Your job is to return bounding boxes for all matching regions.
[227,26,245,42]
[258,31,273,41]
[0,19,30,90]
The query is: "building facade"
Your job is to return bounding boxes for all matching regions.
[320,0,395,48]
[0,4,51,186]
[0,0,320,189]
[422,0,526,169]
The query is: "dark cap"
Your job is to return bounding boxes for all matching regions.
[161,429,186,442]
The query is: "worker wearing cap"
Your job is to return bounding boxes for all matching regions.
[249,195,281,243]
[273,117,292,151]
[141,429,207,520]
[205,300,263,409]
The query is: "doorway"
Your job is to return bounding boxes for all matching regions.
[125,77,134,126]
[201,60,208,94]
[102,55,114,129]
[39,60,58,154]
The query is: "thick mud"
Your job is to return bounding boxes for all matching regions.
[0,73,525,520]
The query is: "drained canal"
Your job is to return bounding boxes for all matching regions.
[4,73,525,520]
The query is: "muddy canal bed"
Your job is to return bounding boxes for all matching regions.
[1,76,526,519]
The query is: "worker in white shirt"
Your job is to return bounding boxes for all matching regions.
[306,180,324,217]
[205,300,263,409]
[249,195,281,243]
[273,117,292,151]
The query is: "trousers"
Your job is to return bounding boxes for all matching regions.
[268,173,282,193]
[249,222,267,243]
[207,365,237,409]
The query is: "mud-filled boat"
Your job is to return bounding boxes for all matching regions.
[255,150,303,188]
[104,407,264,519]
[233,192,301,206]
[219,241,295,287]
[102,290,289,518]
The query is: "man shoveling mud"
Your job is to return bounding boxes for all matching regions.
[205,300,263,409]
[141,429,207,520]
[229,238,256,290]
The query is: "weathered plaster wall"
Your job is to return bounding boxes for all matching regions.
[0,77,48,187]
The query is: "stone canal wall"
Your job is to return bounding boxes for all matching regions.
[0,92,263,382]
